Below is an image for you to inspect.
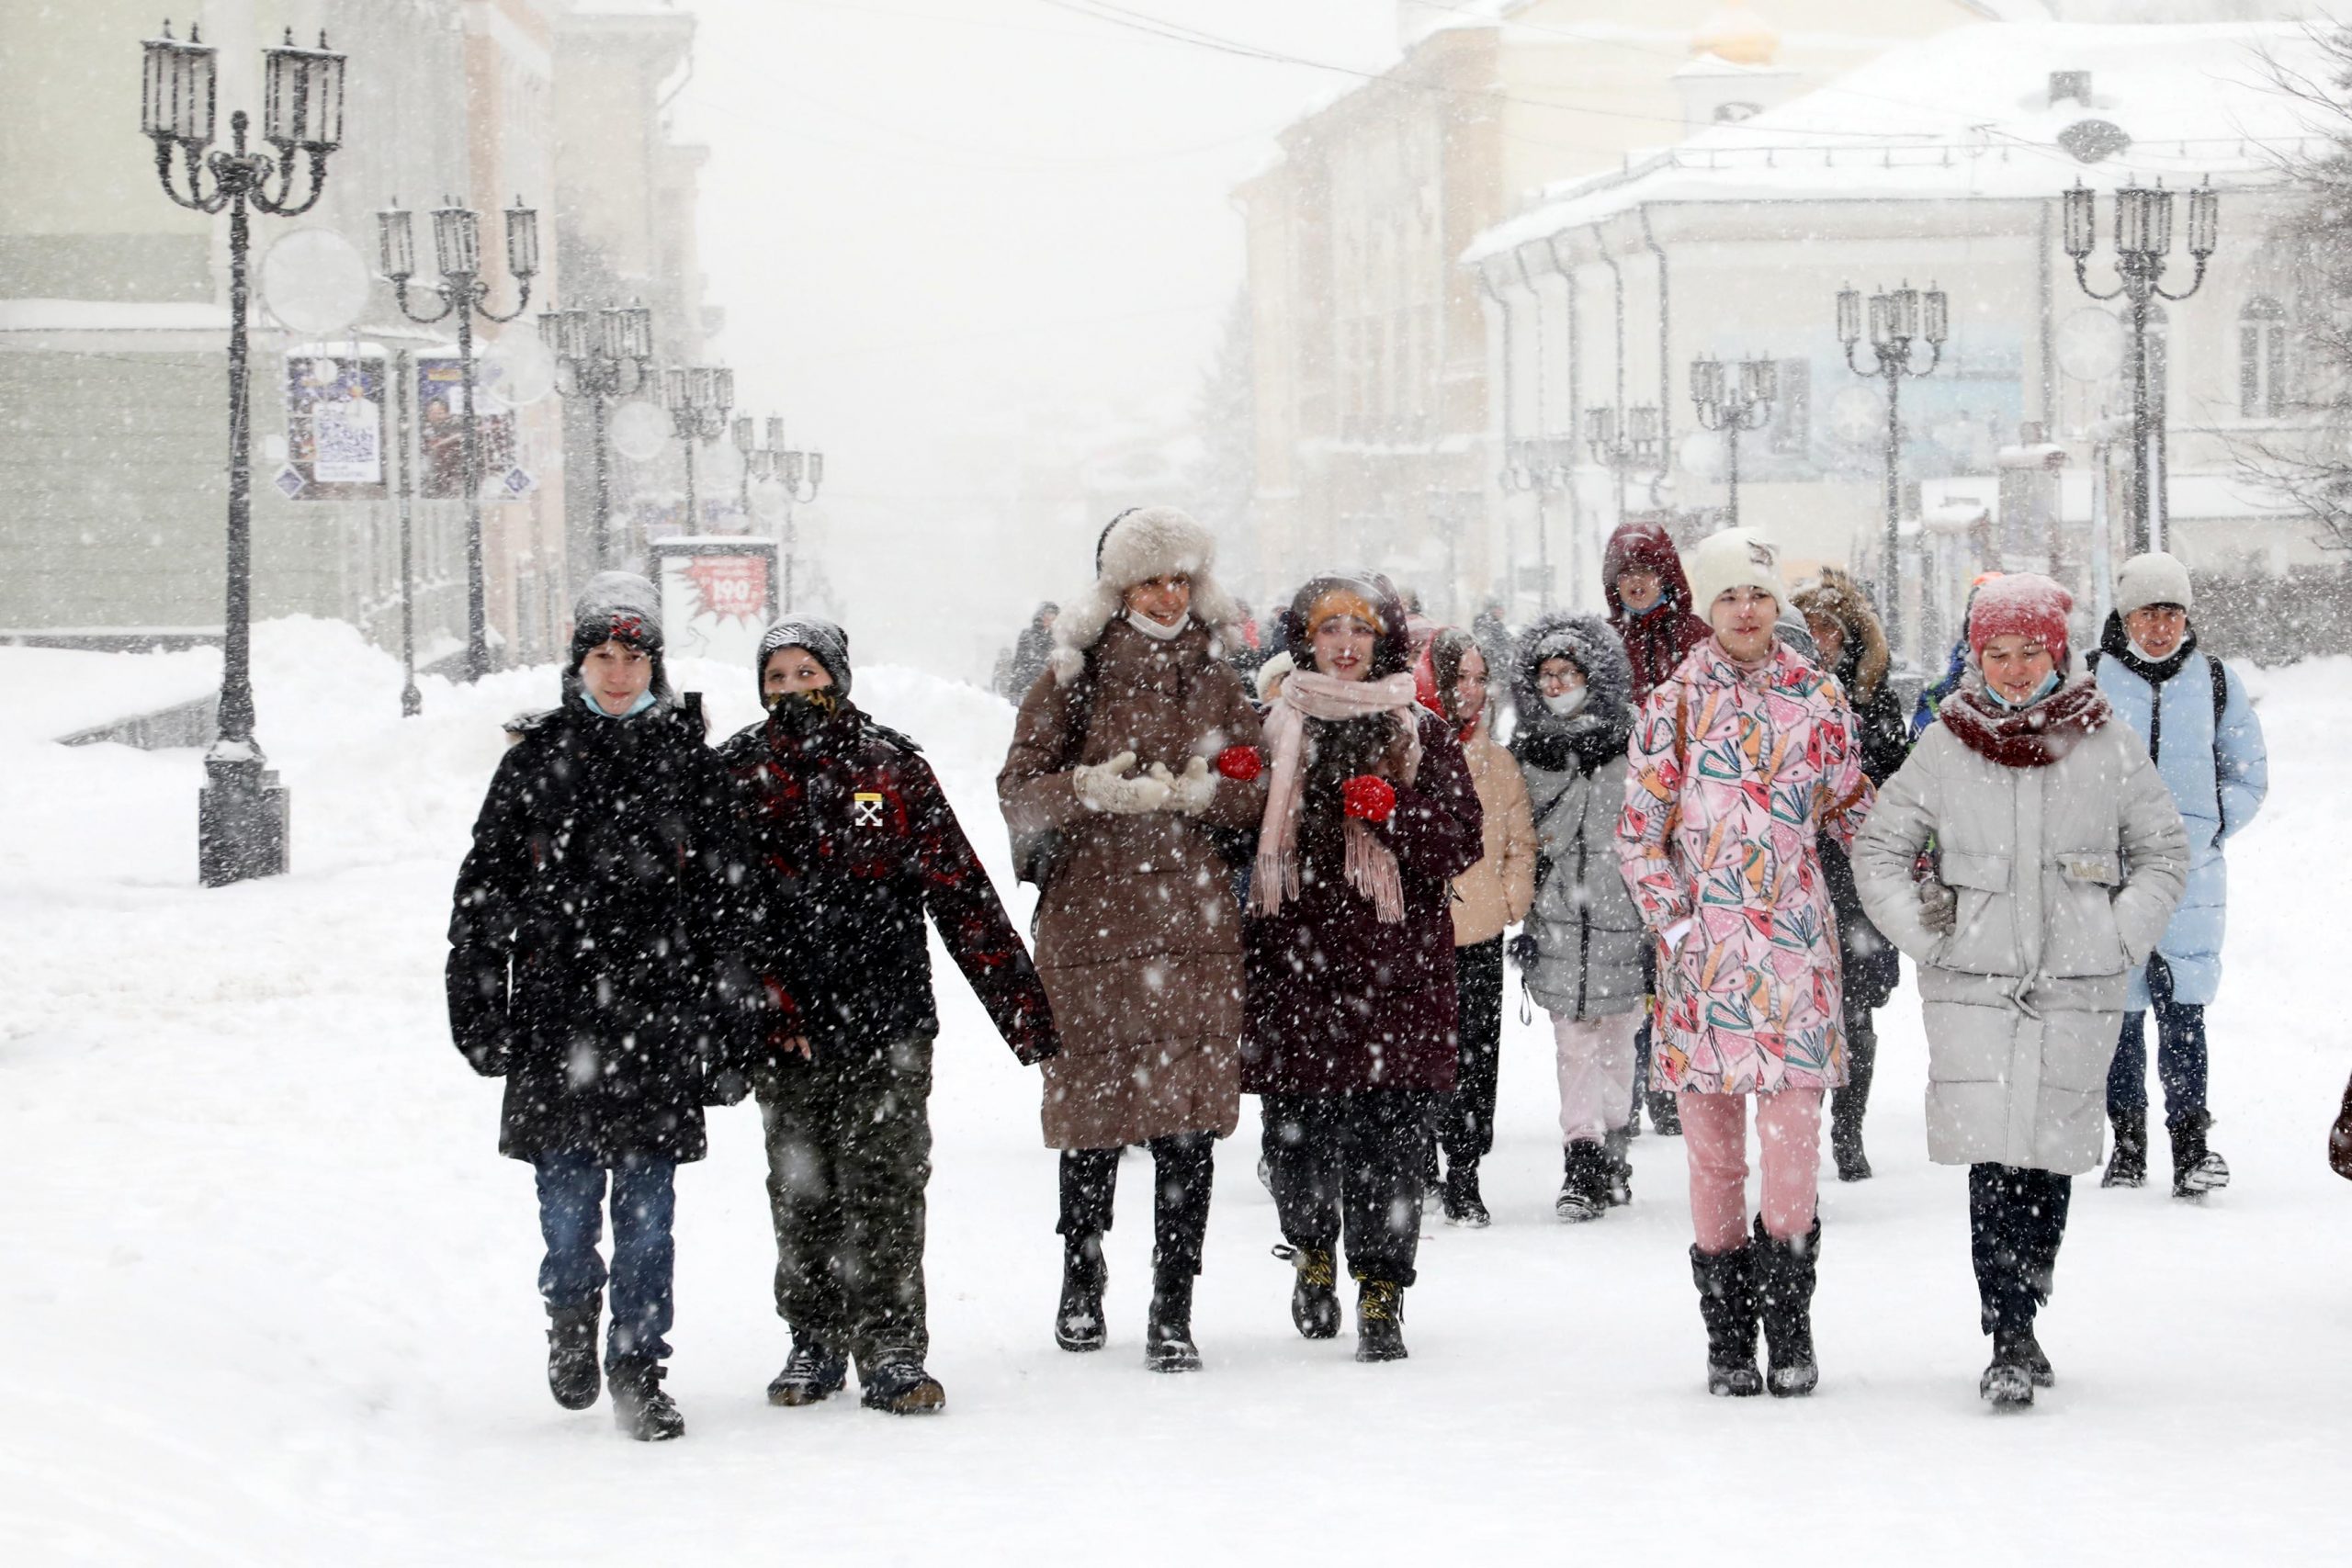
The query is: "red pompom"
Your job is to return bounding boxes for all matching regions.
[1341,774,1396,824]
[1216,744,1263,782]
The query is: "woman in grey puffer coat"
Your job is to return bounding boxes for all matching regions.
[1507,614,1646,1222]
[1853,575,2187,1408]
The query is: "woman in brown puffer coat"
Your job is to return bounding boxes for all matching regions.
[998,506,1266,1374]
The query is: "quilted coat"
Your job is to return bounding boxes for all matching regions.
[1613,637,1875,1095]
[2091,615,2268,1009]
[1853,672,2190,1173]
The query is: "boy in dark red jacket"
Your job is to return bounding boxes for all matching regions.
[721,618,1058,1416]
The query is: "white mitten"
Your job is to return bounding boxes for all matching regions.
[1074,751,1171,815]
[1153,757,1217,817]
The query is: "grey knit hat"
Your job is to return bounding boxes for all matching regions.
[757,617,852,697]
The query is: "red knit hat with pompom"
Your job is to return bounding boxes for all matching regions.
[1967,572,2073,667]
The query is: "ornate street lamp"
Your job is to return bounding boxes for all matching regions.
[379,193,538,682]
[141,21,346,886]
[1838,279,1948,657]
[543,301,654,570]
[1586,403,1661,525]
[2064,179,2217,553]
[662,366,732,533]
[1690,355,1778,528]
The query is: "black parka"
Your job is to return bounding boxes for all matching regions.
[447,700,758,1164]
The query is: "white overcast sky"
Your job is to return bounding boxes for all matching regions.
[674,0,1399,516]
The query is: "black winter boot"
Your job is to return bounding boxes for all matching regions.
[608,1357,685,1441]
[1689,1243,1762,1397]
[1830,1092,1872,1182]
[1145,1264,1202,1373]
[766,1336,848,1406]
[2101,1108,2147,1190]
[2170,1111,2230,1199]
[1601,1127,1634,1207]
[1353,1278,1408,1363]
[546,1300,601,1411]
[1273,1244,1342,1339]
[1441,1159,1491,1228]
[1054,1234,1108,1353]
[1646,1090,1683,1136]
[1981,1327,2041,1409]
[1555,1141,1607,1223]
[858,1359,947,1415]
[1754,1216,1821,1398]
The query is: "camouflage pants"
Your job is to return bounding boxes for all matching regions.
[759,1033,934,1372]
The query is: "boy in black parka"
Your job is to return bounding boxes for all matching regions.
[447,572,758,1441]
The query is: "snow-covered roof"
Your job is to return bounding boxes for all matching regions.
[1466,19,2324,263]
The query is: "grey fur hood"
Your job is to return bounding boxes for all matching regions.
[1510,612,1634,739]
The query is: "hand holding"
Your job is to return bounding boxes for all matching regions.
[1074,750,1172,815]
[1159,756,1217,816]
[1917,877,1958,936]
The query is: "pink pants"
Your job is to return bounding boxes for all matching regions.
[1552,1010,1641,1146]
[1679,1089,1824,1254]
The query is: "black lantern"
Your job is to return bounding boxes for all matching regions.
[141,23,217,147]
[262,29,345,152]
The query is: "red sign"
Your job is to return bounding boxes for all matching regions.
[682,554,771,625]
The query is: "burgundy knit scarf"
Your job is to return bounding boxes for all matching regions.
[1939,675,2112,769]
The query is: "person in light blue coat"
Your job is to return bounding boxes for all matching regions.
[2090,553,2268,1199]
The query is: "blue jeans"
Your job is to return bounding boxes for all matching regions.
[2105,954,2209,1131]
[534,1154,676,1365]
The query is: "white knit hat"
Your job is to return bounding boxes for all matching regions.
[2114,551,2193,617]
[1684,528,1789,617]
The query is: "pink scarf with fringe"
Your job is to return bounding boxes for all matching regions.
[1251,670,1423,923]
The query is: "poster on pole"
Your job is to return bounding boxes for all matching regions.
[650,536,779,670]
[416,355,521,502]
[282,348,388,500]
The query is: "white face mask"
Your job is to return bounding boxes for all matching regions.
[1127,608,1190,641]
[1544,688,1588,719]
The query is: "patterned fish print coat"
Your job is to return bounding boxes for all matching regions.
[1614,638,1875,1095]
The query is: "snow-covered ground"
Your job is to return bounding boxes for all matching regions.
[5,620,2345,1564]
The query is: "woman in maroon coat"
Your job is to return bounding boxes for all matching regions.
[1242,571,1483,1363]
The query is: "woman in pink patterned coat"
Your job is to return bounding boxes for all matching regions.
[1614,529,1873,1401]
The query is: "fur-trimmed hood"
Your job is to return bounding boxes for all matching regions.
[1047,505,1240,685]
[1510,611,1634,735]
[1277,570,1413,680]
[1791,566,1890,702]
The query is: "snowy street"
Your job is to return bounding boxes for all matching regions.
[4,623,2343,1564]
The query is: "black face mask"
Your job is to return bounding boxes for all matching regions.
[765,686,841,732]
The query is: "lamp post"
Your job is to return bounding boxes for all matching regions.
[141,21,345,886]
[379,193,538,682]
[662,366,732,534]
[774,439,824,614]
[543,302,653,570]
[1838,280,1948,657]
[1498,437,1572,609]
[1690,355,1777,528]
[394,348,422,717]
[1586,404,1661,525]
[2064,180,2216,554]
[732,412,775,526]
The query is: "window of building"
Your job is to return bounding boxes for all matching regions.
[2240,296,2290,419]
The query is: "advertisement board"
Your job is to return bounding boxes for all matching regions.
[415,355,521,502]
[282,349,388,501]
[650,536,780,671]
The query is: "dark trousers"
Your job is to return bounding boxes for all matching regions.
[1631,943,1659,1122]
[1263,1089,1432,1288]
[759,1034,934,1373]
[2106,954,2209,1131]
[1436,937,1505,1170]
[533,1153,677,1366]
[1831,992,1880,1138]
[1057,1133,1216,1277]
[1968,1163,2072,1339]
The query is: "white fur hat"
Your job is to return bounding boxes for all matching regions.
[1684,527,1789,617]
[1047,505,1239,684]
[2114,551,2193,617]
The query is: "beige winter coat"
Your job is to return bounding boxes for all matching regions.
[1450,722,1537,946]
[1852,713,2188,1175]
